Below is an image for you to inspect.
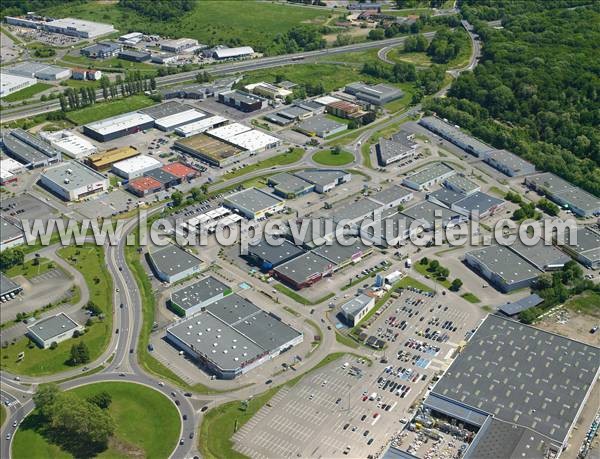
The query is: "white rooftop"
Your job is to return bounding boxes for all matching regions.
[207,122,252,141]
[85,112,154,136]
[45,17,115,37]
[39,130,97,158]
[112,155,161,174]
[313,95,342,106]
[0,158,24,174]
[213,46,254,59]
[175,116,229,136]
[227,130,280,152]
[0,72,36,95]
[155,109,206,130]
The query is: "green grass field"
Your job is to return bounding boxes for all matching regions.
[565,291,600,317]
[461,292,481,304]
[274,283,334,306]
[60,54,158,73]
[0,245,111,376]
[1,83,53,102]
[223,148,304,180]
[63,78,102,89]
[65,95,155,125]
[414,259,452,289]
[312,149,354,166]
[42,1,329,55]
[4,257,56,280]
[12,382,180,459]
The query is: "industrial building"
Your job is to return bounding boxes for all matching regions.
[368,185,414,209]
[139,101,208,131]
[160,38,199,53]
[39,130,98,159]
[174,133,246,167]
[166,293,302,379]
[168,276,232,317]
[148,244,204,283]
[507,239,571,272]
[212,46,254,60]
[264,101,324,126]
[376,131,418,166]
[331,198,381,225]
[525,172,600,217]
[143,168,180,189]
[224,188,285,220]
[0,158,25,185]
[344,82,403,105]
[419,116,495,158]
[127,176,163,197]
[483,149,536,177]
[0,273,22,302]
[86,146,139,171]
[81,41,122,59]
[2,129,62,168]
[0,73,36,98]
[217,90,268,112]
[5,62,71,81]
[426,188,465,208]
[161,162,199,182]
[206,123,251,141]
[174,116,228,137]
[464,245,542,293]
[296,115,347,138]
[118,49,151,62]
[293,169,351,193]
[451,191,506,219]
[424,314,600,454]
[224,129,280,153]
[83,112,154,142]
[341,294,375,326]
[119,32,143,45]
[402,201,468,230]
[326,100,366,119]
[561,226,600,269]
[40,17,115,38]
[313,239,374,271]
[0,217,24,251]
[247,239,305,270]
[402,162,455,191]
[268,172,314,199]
[27,313,84,349]
[244,82,292,100]
[39,161,109,201]
[496,293,543,317]
[111,155,161,180]
[360,212,418,248]
[443,173,480,195]
[273,251,334,290]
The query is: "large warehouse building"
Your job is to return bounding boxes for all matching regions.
[174,116,228,137]
[561,226,600,269]
[168,276,232,317]
[0,217,25,252]
[402,162,455,191]
[247,239,305,271]
[424,314,600,456]
[419,116,495,158]
[2,129,62,168]
[217,90,268,112]
[166,293,303,379]
[41,17,115,38]
[273,251,334,290]
[39,161,109,201]
[83,112,154,142]
[86,146,139,171]
[344,82,403,105]
[148,244,204,283]
[139,101,208,131]
[0,73,36,98]
[224,187,285,220]
[111,155,161,180]
[39,130,98,159]
[5,62,71,81]
[174,133,246,167]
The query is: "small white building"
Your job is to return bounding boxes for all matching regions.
[111,155,161,180]
[39,161,109,201]
[27,313,84,349]
[40,130,98,159]
[341,294,376,326]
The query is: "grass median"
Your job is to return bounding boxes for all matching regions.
[222,148,304,180]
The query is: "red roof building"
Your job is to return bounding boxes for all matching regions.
[127,176,163,197]
[161,162,199,181]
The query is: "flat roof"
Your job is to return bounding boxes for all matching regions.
[1,72,36,92]
[454,191,504,215]
[234,310,300,350]
[401,201,464,228]
[41,161,107,191]
[430,314,600,445]
[87,147,139,168]
[27,313,80,342]
[444,173,479,194]
[225,188,283,213]
[497,294,544,316]
[0,273,21,297]
[509,239,571,271]
[85,112,154,136]
[485,149,535,175]
[341,294,373,316]
[206,122,252,141]
[427,188,465,207]
[139,101,192,120]
[171,276,230,311]
[313,239,371,265]
[313,95,341,106]
[213,46,254,58]
[161,162,197,178]
[405,162,455,186]
[297,115,346,134]
[155,109,206,130]
[293,169,349,187]
[45,17,115,37]
[128,176,162,192]
[332,197,381,224]
[119,49,150,59]
[2,133,49,164]
[0,216,22,242]
[377,138,415,162]
[227,130,279,151]
[248,238,305,265]
[175,116,228,136]
[269,172,313,194]
[149,244,202,277]
[144,168,178,184]
[175,133,244,160]
[526,173,600,215]
[466,245,542,285]
[563,226,600,261]
[346,82,403,99]
[219,89,265,105]
[40,130,97,157]
[369,185,413,206]
[419,116,494,155]
[275,252,333,284]
[112,155,160,174]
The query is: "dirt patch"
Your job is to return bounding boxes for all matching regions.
[108,436,145,458]
[536,308,600,347]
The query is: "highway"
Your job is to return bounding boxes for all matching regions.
[0,32,436,123]
[0,16,483,459]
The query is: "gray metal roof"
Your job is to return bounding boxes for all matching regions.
[220,89,266,105]
[444,173,479,194]
[225,188,283,214]
[27,313,80,342]
[293,169,349,187]
[466,245,542,285]
[297,115,345,134]
[382,447,420,459]
[205,294,261,325]
[332,197,381,224]
[269,172,314,195]
[404,162,455,187]
[41,161,106,191]
[341,294,373,317]
[564,226,600,261]
[401,201,465,228]
[497,294,543,316]
[118,49,150,59]
[170,276,230,311]
[2,133,48,164]
[0,216,23,242]
[424,393,489,427]
[419,116,494,156]
[369,185,413,207]
[247,238,305,265]
[390,130,416,148]
[431,314,600,445]
[377,138,414,163]
[313,239,371,265]
[453,191,504,215]
[275,251,333,284]
[139,101,191,120]
[427,188,465,207]
[144,167,178,184]
[509,239,571,271]
[149,244,202,277]
[485,149,535,175]
[234,310,301,350]
[278,106,312,120]
[0,273,21,297]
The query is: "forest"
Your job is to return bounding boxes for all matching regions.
[425,0,600,196]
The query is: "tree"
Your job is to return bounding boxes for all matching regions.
[420,257,429,265]
[33,384,60,419]
[171,191,184,207]
[519,307,541,325]
[450,279,463,291]
[429,260,440,271]
[69,342,90,365]
[85,301,102,316]
[368,28,385,41]
[87,391,112,410]
[50,341,58,349]
[436,267,449,279]
[0,247,24,270]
